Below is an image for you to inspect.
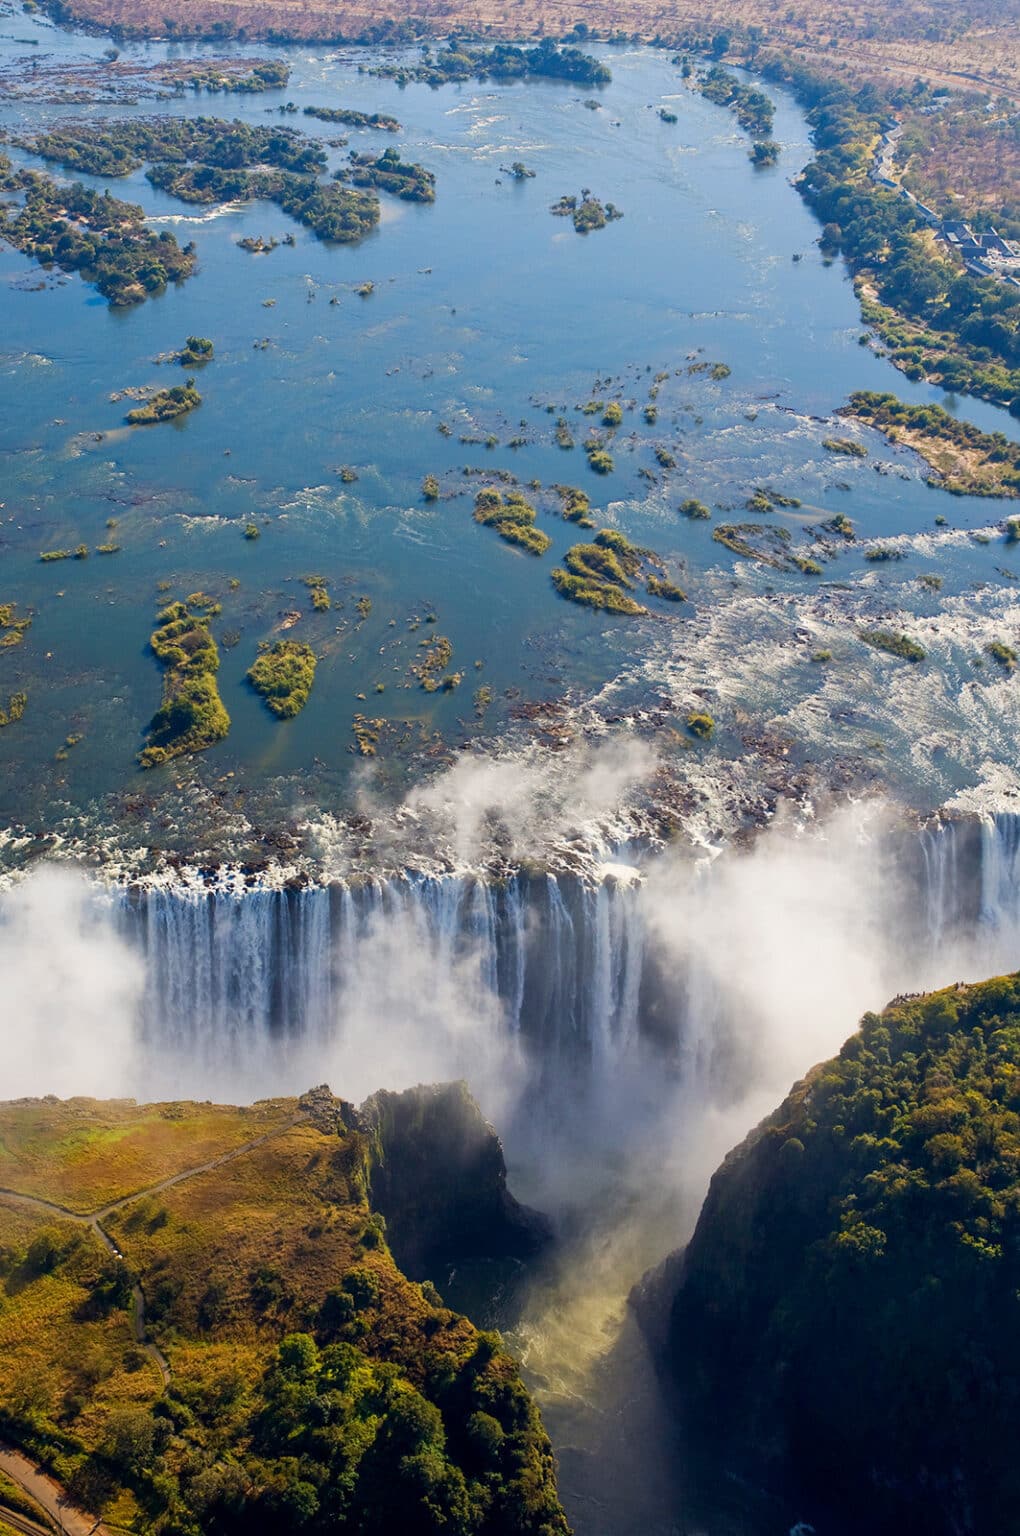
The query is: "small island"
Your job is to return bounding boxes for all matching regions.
[0,691,27,728]
[551,528,684,615]
[696,65,774,138]
[185,59,290,93]
[303,104,400,131]
[0,603,32,650]
[713,522,820,574]
[474,488,551,555]
[550,192,623,234]
[344,147,436,204]
[823,435,867,457]
[126,379,202,425]
[177,335,214,364]
[859,627,926,661]
[140,597,230,767]
[749,139,780,167]
[369,39,610,88]
[248,639,317,718]
[552,530,649,615]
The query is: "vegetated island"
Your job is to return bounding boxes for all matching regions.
[841,391,1020,497]
[645,971,1020,1536]
[140,596,230,767]
[859,626,926,661]
[303,104,400,131]
[713,522,822,574]
[183,58,290,92]
[15,119,382,244]
[550,192,623,233]
[552,528,684,613]
[694,62,778,165]
[474,488,552,555]
[368,39,610,87]
[0,603,32,650]
[247,638,317,717]
[822,435,867,457]
[176,334,214,365]
[0,691,27,728]
[695,63,774,136]
[0,151,196,306]
[344,146,436,203]
[127,379,202,425]
[0,1083,567,1536]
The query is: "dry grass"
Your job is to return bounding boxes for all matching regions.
[0,1204,157,1504]
[0,1098,297,1212]
[0,1094,488,1527]
[898,103,1020,218]
[45,0,1020,99]
[881,424,1019,493]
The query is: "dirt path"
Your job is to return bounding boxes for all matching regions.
[0,1447,110,1536]
[0,1113,306,1390]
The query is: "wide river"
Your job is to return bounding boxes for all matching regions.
[2,14,1019,871]
[4,18,1020,1532]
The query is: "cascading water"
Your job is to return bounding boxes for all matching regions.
[8,807,1020,1108]
[980,812,1020,930]
[118,869,647,1075]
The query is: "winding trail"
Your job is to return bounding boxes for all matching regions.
[0,1113,307,1390]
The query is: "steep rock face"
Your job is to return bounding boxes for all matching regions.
[645,976,1020,1536]
[361,1082,551,1279]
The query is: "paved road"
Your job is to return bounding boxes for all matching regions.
[0,1447,108,1536]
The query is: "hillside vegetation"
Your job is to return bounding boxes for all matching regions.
[0,1085,567,1536]
[661,973,1020,1535]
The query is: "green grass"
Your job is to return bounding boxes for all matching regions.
[247,640,317,718]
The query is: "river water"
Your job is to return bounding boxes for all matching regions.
[2,17,1019,865]
[3,19,1020,1533]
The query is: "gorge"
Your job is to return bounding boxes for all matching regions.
[1,10,1019,1534]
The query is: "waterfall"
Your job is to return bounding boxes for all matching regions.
[111,813,1020,1073]
[3,807,1013,1105]
[918,819,961,951]
[115,869,651,1084]
[979,813,1020,930]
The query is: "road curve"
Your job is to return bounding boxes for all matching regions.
[0,1447,110,1536]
